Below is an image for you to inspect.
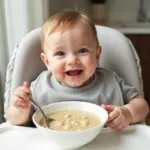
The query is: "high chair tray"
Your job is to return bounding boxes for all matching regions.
[0,123,150,150]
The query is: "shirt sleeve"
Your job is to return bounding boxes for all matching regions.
[115,73,140,104]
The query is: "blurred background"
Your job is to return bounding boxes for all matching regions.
[0,0,150,123]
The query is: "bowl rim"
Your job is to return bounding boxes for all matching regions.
[32,101,108,134]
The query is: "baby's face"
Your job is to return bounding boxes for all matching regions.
[42,22,101,87]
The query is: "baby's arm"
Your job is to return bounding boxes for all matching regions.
[105,72,149,130]
[7,82,32,125]
[124,95,149,124]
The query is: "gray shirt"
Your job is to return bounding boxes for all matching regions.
[31,68,140,108]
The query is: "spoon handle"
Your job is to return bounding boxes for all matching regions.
[29,98,48,121]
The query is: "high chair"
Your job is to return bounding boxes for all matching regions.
[4,25,143,119]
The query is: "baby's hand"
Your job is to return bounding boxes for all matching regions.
[12,82,31,110]
[102,104,132,131]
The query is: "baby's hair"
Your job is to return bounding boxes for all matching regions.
[41,10,99,52]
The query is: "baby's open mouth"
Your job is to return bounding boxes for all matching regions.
[66,70,83,76]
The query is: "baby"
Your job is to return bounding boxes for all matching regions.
[7,10,149,130]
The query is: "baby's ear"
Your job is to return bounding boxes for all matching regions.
[41,53,50,69]
[96,46,101,64]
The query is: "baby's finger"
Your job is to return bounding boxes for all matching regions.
[107,114,121,126]
[15,89,29,101]
[101,104,114,112]
[108,123,121,130]
[108,110,120,122]
[14,96,26,107]
[23,81,29,88]
[19,86,30,94]
[107,118,121,128]
[112,124,125,131]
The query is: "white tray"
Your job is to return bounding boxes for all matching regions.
[0,123,150,150]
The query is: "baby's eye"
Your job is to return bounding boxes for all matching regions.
[78,48,88,53]
[55,51,65,56]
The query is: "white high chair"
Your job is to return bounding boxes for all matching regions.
[4,25,143,119]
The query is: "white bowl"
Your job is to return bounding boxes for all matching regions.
[32,101,108,150]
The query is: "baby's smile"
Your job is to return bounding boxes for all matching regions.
[66,70,83,77]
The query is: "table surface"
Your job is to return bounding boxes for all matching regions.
[0,123,150,150]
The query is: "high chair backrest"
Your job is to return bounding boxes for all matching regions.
[4,25,143,118]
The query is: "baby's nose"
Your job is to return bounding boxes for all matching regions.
[67,54,79,65]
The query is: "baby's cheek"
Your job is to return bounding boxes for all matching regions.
[53,69,61,76]
[87,60,97,75]
[52,66,64,79]
[87,59,96,68]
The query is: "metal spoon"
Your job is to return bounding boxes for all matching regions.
[29,98,54,128]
